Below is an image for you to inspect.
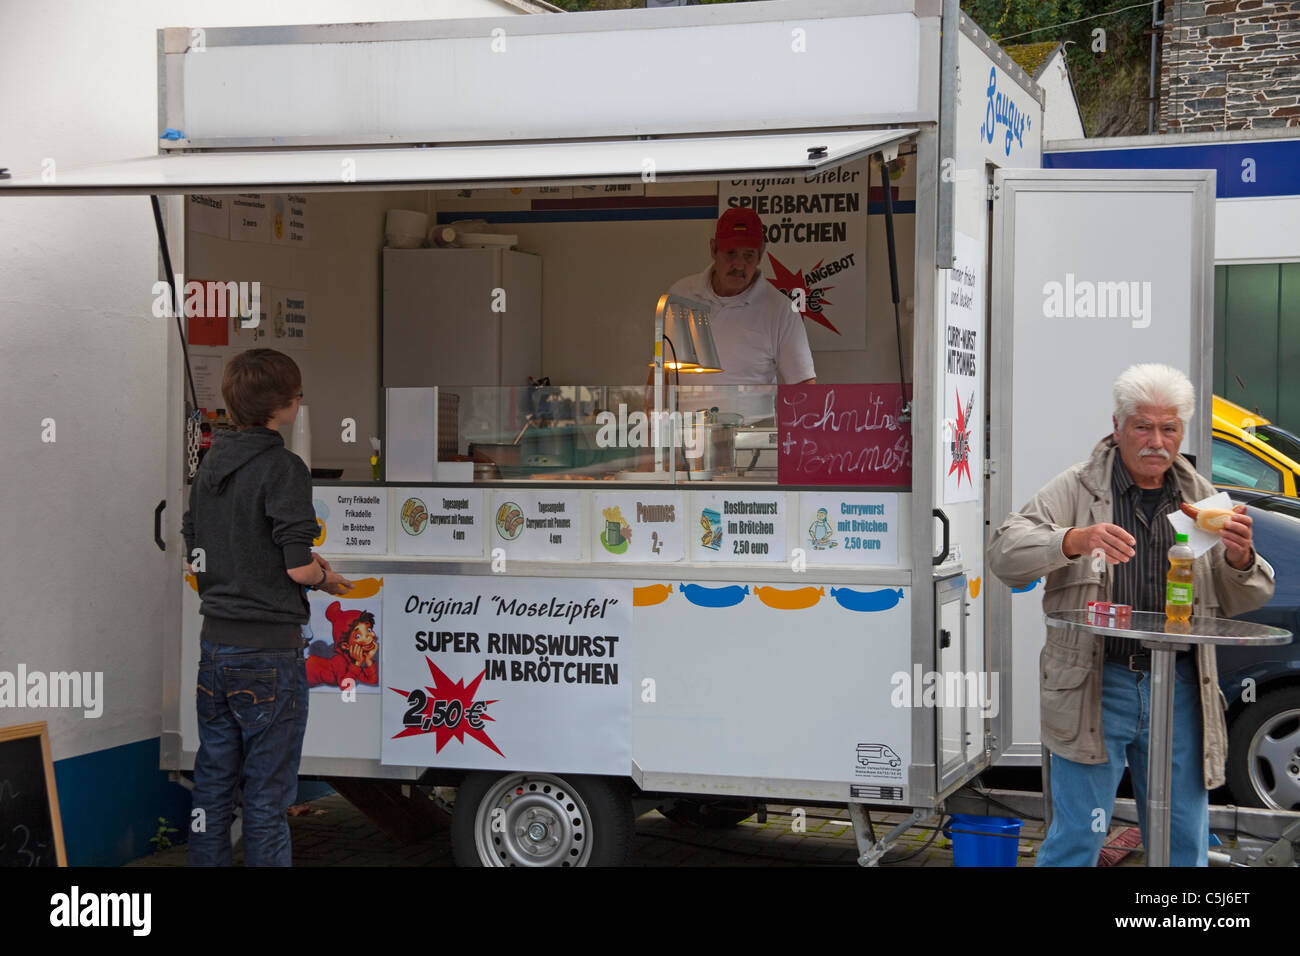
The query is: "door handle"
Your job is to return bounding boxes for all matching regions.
[933,508,950,565]
[154,500,166,552]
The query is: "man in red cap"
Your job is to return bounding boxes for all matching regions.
[668,207,816,387]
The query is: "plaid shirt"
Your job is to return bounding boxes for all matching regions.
[1107,455,1182,659]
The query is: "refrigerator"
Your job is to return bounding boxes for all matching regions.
[382,246,543,456]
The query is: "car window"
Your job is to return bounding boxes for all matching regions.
[1256,425,1300,464]
[1253,497,1300,521]
[1212,437,1283,493]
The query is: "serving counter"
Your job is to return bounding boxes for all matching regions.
[180,448,919,792]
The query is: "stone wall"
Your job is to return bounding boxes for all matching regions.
[1160,0,1300,132]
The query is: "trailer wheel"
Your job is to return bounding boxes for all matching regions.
[1226,686,1300,811]
[451,771,633,867]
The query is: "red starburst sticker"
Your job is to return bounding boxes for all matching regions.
[766,252,841,335]
[390,658,504,756]
[948,388,974,488]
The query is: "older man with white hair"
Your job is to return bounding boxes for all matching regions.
[988,363,1274,866]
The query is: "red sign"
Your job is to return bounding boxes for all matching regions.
[777,383,912,487]
[184,278,232,346]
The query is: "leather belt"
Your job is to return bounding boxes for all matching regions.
[1121,652,1153,671]
[1106,650,1187,671]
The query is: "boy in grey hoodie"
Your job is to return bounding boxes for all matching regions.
[182,349,350,866]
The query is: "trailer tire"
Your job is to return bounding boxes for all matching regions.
[658,798,757,828]
[451,771,633,867]
[1225,686,1300,811]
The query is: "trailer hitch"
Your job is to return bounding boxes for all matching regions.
[1252,817,1300,867]
[850,805,937,867]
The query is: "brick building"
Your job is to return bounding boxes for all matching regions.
[1160,0,1300,132]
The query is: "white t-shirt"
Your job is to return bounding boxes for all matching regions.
[667,267,816,386]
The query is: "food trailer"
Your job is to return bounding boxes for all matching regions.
[0,0,1235,866]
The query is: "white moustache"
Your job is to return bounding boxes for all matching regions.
[1139,448,1170,460]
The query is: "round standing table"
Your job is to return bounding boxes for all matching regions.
[1043,609,1291,867]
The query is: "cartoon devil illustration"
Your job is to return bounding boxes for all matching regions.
[305,601,379,688]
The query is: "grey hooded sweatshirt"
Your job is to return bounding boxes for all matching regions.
[181,426,318,648]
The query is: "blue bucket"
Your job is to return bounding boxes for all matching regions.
[942,814,1023,867]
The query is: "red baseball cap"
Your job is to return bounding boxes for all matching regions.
[714,207,766,252]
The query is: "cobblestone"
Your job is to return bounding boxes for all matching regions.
[125,793,1145,868]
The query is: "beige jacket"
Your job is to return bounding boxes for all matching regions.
[987,436,1274,789]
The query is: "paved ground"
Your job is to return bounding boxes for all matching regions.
[127,791,1145,867]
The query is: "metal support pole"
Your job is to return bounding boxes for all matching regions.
[1147,1,1161,134]
[1041,743,1053,831]
[1145,645,1181,866]
[653,296,666,475]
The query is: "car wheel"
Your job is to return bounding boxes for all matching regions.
[451,771,633,867]
[1226,686,1300,811]
[658,797,758,828]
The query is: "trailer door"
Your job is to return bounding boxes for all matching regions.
[987,169,1216,766]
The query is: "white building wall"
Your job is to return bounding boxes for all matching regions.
[0,0,545,762]
[1216,196,1300,264]
[1037,50,1085,142]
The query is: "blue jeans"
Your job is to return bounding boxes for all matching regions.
[1038,655,1209,867]
[188,640,309,866]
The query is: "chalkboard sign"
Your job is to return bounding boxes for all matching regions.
[0,722,66,867]
[777,383,912,487]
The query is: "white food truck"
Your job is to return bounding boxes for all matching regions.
[4,0,1282,866]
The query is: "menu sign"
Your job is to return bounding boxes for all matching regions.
[230,194,270,242]
[777,384,912,487]
[187,194,230,238]
[943,231,984,504]
[319,487,389,555]
[591,492,684,563]
[271,194,310,246]
[797,492,899,566]
[394,489,484,557]
[718,157,870,351]
[690,492,785,563]
[380,574,631,773]
[490,491,582,562]
[273,288,309,348]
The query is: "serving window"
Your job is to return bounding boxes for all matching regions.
[162,140,917,490]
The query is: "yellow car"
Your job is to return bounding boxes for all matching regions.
[1212,395,1300,496]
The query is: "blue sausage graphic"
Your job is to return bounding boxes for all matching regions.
[680,583,750,608]
[1011,578,1043,593]
[830,587,904,612]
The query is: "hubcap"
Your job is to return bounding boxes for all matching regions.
[474,773,592,866]
[1248,706,1300,811]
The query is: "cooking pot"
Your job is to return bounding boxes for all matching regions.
[684,411,742,476]
[521,428,573,467]
[469,442,522,467]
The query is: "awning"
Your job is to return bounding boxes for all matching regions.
[0,129,915,196]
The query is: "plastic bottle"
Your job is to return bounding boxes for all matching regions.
[290,403,312,470]
[1166,532,1194,622]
